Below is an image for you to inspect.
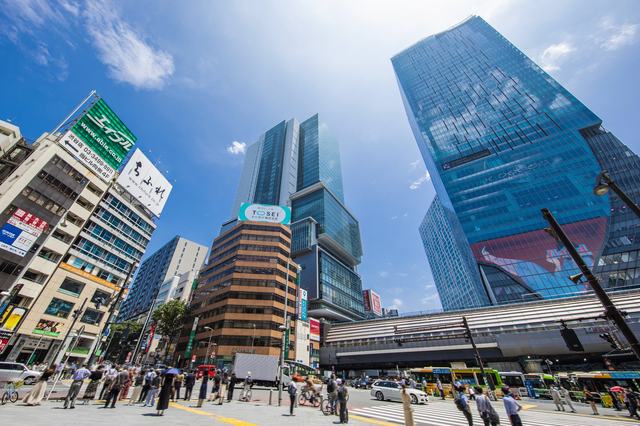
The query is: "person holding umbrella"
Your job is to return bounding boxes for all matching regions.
[156,367,178,416]
[607,386,623,411]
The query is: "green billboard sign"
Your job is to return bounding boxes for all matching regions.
[59,98,136,182]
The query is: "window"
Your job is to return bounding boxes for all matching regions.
[58,278,85,297]
[91,289,111,305]
[45,298,74,318]
[80,308,104,326]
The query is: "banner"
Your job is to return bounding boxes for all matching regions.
[59,262,126,293]
[117,148,173,217]
[298,289,308,321]
[58,98,136,182]
[238,203,291,225]
[0,209,47,257]
[33,319,65,337]
[370,291,382,316]
[185,316,199,359]
[0,306,26,332]
[309,318,320,342]
[362,290,371,312]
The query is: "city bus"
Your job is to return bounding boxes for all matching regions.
[405,367,502,397]
[499,371,526,392]
[286,360,317,382]
[524,373,555,398]
[556,371,640,393]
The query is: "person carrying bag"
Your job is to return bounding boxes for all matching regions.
[475,386,500,426]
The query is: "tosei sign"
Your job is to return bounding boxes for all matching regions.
[59,98,136,182]
[117,148,173,217]
[239,204,291,225]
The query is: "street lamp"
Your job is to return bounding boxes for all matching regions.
[594,170,640,218]
[204,326,213,362]
[251,324,256,353]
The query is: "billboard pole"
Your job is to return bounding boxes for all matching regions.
[51,90,97,135]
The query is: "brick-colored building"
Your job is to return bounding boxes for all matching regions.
[176,221,298,368]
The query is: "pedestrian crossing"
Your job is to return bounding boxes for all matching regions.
[349,404,620,426]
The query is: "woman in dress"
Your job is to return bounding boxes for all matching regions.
[23,364,56,406]
[128,370,145,405]
[156,371,175,416]
[82,365,104,404]
[119,369,133,400]
[197,370,209,407]
[400,384,415,426]
[584,387,599,415]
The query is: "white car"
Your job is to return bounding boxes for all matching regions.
[0,362,42,385]
[370,380,428,404]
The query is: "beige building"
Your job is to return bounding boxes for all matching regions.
[0,120,156,366]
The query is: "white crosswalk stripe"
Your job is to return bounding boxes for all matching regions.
[350,403,622,426]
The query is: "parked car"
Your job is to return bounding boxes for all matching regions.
[0,362,42,385]
[370,380,428,404]
[352,378,370,389]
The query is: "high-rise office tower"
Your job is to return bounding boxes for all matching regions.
[117,236,208,321]
[393,16,640,310]
[223,114,364,320]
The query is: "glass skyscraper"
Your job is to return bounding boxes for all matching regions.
[393,16,640,310]
[224,114,365,320]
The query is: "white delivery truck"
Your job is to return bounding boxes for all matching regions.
[233,353,292,388]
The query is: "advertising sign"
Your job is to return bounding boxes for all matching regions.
[362,290,371,312]
[309,318,320,342]
[0,209,48,257]
[285,329,290,358]
[298,289,308,321]
[33,319,64,337]
[370,291,382,316]
[0,306,26,332]
[184,316,199,359]
[0,283,23,320]
[524,380,536,398]
[117,148,173,217]
[59,262,126,293]
[471,217,608,299]
[238,203,291,225]
[58,98,136,181]
[0,330,13,354]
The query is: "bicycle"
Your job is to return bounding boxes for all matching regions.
[298,389,321,407]
[1,381,23,405]
[238,386,252,402]
[321,394,339,415]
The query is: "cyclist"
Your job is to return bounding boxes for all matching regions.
[302,376,320,404]
[326,376,339,413]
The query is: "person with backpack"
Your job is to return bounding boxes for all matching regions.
[327,374,338,411]
[502,386,523,426]
[454,384,473,425]
[475,386,499,426]
[288,380,297,416]
[337,379,349,424]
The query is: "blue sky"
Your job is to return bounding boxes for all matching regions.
[1,0,639,314]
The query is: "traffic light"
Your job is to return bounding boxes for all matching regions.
[599,332,620,349]
[120,327,131,342]
[72,308,82,319]
[560,327,584,352]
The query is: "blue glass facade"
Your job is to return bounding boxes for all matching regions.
[394,16,640,308]
[318,251,364,318]
[420,195,490,310]
[298,114,345,204]
[292,188,363,263]
[254,120,287,206]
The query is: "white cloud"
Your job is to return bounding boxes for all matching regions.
[396,273,408,277]
[409,159,420,171]
[409,171,431,189]
[227,141,246,155]
[379,271,388,278]
[390,216,397,220]
[421,294,439,304]
[539,42,575,72]
[599,18,638,51]
[425,284,435,289]
[389,298,403,310]
[83,0,174,90]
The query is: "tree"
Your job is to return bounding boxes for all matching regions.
[151,300,189,345]
[104,321,143,363]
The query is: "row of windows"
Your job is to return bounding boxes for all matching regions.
[44,296,105,325]
[95,208,150,248]
[86,222,141,261]
[192,277,297,307]
[73,238,130,274]
[193,289,295,313]
[50,155,87,185]
[20,187,67,216]
[208,243,288,265]
[104,194,154,236]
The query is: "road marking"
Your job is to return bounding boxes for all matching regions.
[349,414,400,426]
[169,403,259,425]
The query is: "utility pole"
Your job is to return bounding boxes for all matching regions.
[278,258,291,407]
[462,316,495,397]
[542,208,640,361]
